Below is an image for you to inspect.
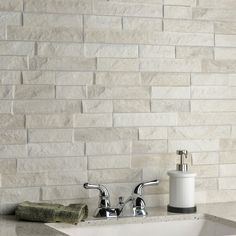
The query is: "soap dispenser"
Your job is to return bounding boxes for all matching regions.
[167,150,197,213]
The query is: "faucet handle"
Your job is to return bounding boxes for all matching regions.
[134,179,160,196]
[83,183,110,208]
[118,196,124,205]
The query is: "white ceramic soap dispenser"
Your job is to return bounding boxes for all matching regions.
[167,150,197,213]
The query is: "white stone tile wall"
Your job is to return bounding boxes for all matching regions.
[0,0,236,214]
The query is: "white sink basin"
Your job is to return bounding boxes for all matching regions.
[47,215,236,236]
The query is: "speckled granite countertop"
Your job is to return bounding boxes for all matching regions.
[0,215,67,236]
[2,202,236,236]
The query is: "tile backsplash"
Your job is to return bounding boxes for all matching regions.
[0,0,236,214]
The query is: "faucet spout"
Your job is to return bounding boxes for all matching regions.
[117,179,160,217]
[134,179,160,195]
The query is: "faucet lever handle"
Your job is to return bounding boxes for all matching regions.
[134,179,160,196]
[83,183,110,208]
[118,196,124,205]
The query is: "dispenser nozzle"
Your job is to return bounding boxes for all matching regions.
[176,150,188,172]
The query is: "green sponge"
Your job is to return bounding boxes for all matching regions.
[15,201,88,224]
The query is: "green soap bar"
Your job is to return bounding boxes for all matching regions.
[15,201,88,224]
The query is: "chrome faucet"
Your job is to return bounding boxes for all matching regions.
[83,183,118,218]
[84,179,160,218]
[117,179,160,216]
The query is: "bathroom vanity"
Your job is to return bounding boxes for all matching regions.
[2,202,236,236]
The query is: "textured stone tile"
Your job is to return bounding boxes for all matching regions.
[164,6,192,19]
[140,59,201,72]
[113,100,150,113]
[191,86,236,99]
[84,15,122,30]
[88,169,142,183]
[220,139,236,151]
[109,0,162,4]
[219,178,236,190]
[178,112,236,125]
[26,114,72,128]
[29,56,96,71]
[232,127,236,138]
[7,26,83,42]
[132,140,167,154]
[0,115,24,129]
[15,85,55,99]
[88,86,150,99]
[202,60,236,73]
[88,155,131,169]
[168,140,219,152]
[1,173,47,187]
[141,72,190,86]
[220,152,236,164]
[132,153,174,169]
[114,113,177,127]
[0,159,16,174]
[24,0,92,14]
[0,188,40,204]
[215,48,236,60]
[176,46,213,59]
[0,101,14,114]
[28,143,84,157]
[42,185,88,200]
[196,178,218,191]
[191,73,236,86]
[86,141,131,155]
[164,0,196,6]
[82,100,113,113]
[0,24,5,40]
[0,130,27,144]
[14,100,81,114]
[0,0,23,11]
[214,22,236,34]
[140,45,175,58]
[164,19,213,33]
[168,126,231,139]
[220,164,236,177]
[28,129,73,143]
[0,56,27,70]
[18,157,86,172]
[46,171,87,185]
[152,100,190,112]
[97,58,139,72]
[85,44,138,58]
[24,13,83,28]
[85,30,214,46]
[56,72,93,85]
[0,71,21,85]
[152,86,190,99]
[191,165,219,177]
[22,71,55,85]
[37,42,83,57]
[74,128,137,142]
[74,114,112,127]
[96,72,140,86]
[56,86,86,99]
[123,17,162,31]
[0,86,13,99]
[93,1,163,17]
[216,35,236,47]
[0,145,27,158]
[191,100,236,112]
[198,0,236,9]
[191,152,219,165]
[0,41,34,56]
[139,127,168,140]
[193,8,236,21]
